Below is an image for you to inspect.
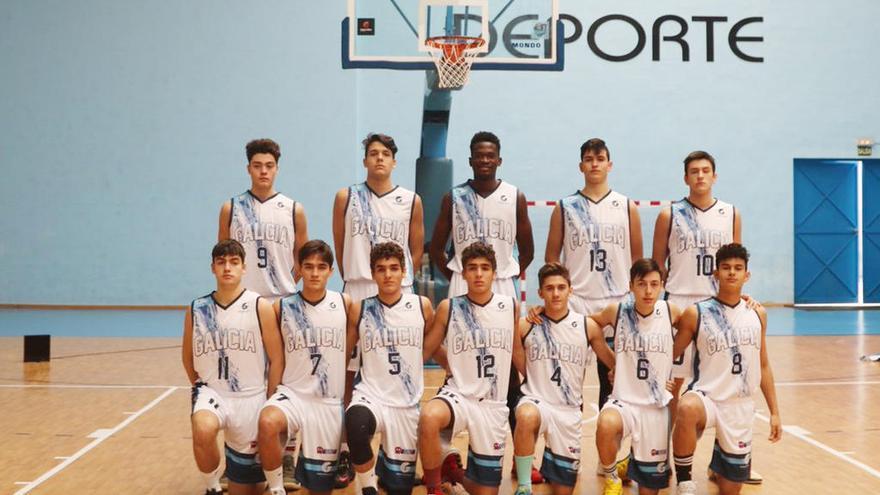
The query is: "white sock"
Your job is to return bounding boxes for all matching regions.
[602,461,619,480]
[200,464,223,491]
[264,466,284,491]
[356,470,378,490]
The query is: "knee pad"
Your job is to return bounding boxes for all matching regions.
[345,405,377,465]
[387,488,414,495]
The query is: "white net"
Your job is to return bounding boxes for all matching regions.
[425,36,485,89]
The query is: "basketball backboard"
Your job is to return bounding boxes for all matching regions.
[342,0,563,71]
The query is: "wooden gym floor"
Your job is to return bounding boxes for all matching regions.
[1,334,879,494]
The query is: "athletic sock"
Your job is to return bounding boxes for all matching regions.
[200,464,223,491]
[356,470,378,491]
[340,441,350,453]
[601,460,619,480]
[674,454,694,483]
[423,466,442,492]
[263,466,284,491]
[515,455,534,489]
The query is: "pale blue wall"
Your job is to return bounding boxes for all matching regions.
[1,1,878,305]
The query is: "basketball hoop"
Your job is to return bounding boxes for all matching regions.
[425,36,486,89]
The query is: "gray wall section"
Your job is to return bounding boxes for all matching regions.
[1,1,878,305]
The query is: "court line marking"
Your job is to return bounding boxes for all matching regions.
[0,384,183,389]
[13,386,177,495]
[755,412,880,479]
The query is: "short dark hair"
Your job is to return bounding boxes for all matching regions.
[362,133,398,158]
[538,262,571,287]
[461,242,497,270]
[716,243,749,269]
[298,240,334,267]
[370,242,406,270]
[246,138,281,162]
[470,131,501,154]
[580,138,610,161]
[630,258,663,283]
[212,239,246,262]
[683,150,716,174]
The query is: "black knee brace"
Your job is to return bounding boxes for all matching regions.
[387,488,414,495]
[345,404,377,465]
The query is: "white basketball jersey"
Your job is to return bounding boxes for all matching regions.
[521,311,592,408]
[354,293,426,407]
[559,190,632,299]
[191,290,266,397]
[690,298,762,402]
[610,300,674,408]
[278,291,347,402]
[229,191,297,298]
[444,293,514,403]
[343,183,416,287]
[665,199,735,297]
[448,181,520,279]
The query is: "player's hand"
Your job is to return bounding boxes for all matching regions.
[526,305,545,325]
[666,379,676,392]
[768,414,783,442]
[742,294,764,311]
[607,367,615,384]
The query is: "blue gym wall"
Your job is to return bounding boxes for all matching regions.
[1,1,878,306]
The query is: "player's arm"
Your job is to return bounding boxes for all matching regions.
[292,202,309,282]
[544,205,563,263]
[218,200,232,241]
[652,206,672,279]
[628,199,643,260]
[667,302,683,326]
[345,298,362,374]
[419,296,437,362]
[424,299,449,363]
[332,188,349,279]
[733,207,743,244]
[757,307,782,442]
[589,303,619,330]
[259,298,284,397]
[182,307,198,385]
[672,306,698,360]
[586,316,615,370]
[410,194,425,272]
[515,190,535,273]
[513,318,528,377]
[429,193,454,280]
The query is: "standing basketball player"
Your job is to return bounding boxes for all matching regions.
[183,239,284,495]
[592,259,679,495]
[219,138,308,299]
[512,263,615,495]
[333,133,425,300]
[332,133,425,487]
[429,131,534,298]
[344,242,436,495]
[671,243,781,495]
[652,150,741,401]
[257,240,351,495]
[545,137,643,412]
[419,242,517,495]
[429,131,535,481]
[218,138,309,485]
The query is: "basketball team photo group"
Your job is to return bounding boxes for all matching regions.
[4,2,879,495]
[186,133,778,495]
